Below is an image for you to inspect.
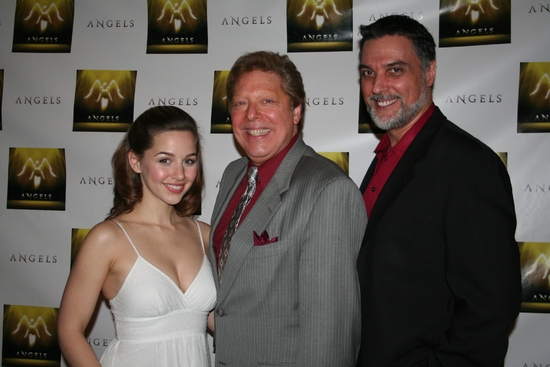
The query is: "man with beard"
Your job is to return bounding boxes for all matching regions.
[355,15,521,367]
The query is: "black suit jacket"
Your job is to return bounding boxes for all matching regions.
[356,107,522,367]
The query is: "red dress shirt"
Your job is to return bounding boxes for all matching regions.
[214,134,300,263]
[363,103,435,217]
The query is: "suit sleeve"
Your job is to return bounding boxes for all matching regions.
[431,149,521,366]
[296,176,367,367]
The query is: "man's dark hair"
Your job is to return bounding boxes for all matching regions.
[359,15,436,71]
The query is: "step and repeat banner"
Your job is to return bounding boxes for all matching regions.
[1,0,549,366]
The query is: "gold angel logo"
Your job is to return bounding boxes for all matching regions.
[450,0,499,23]
[84,79,125,111]
[23,2,64,32]
[17,157,57,189]
[7,148,66,209]
[522,253,550,290]
[530,74,550,101]
[211,70,233,132]
[12,315,52,347]
[297,0,342,30]
[157,0,197,33]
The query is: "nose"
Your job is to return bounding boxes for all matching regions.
[173,164,185,180]
[371,74,388,95]
[246,102,258,121]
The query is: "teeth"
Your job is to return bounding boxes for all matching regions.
[377,99,397,107]
[166,184,182,190]
[248,129,270,136]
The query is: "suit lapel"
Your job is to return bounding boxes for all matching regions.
[362,108,446,238]
[216,137,308,304]
[211,161,247,232]
[209,159,248,287]
[359,156,378,193]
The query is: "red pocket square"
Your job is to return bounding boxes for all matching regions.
[253,230,278,246]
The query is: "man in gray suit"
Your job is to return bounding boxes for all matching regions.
[210,51,367,366]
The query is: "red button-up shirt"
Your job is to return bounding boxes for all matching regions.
[214,134,299,262]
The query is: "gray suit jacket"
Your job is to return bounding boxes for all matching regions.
[210,137,367,367]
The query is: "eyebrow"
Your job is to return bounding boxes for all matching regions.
[386,61,408,68]
[359,60,409,70]
[154,152,197,158]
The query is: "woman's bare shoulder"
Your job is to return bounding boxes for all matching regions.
[191,219,211,255]
[77,218,131,258]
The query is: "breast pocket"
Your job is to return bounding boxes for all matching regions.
[248,240,290,258]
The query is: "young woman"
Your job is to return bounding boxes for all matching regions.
[58,106,216,367]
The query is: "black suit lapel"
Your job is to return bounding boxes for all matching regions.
[358,108,447,277]
[362,107,446,238]
[359,157,378,193]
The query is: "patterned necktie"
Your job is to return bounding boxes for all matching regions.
[218,165,258,278]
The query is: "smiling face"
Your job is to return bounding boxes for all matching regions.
[230,70,301,166]
[360,35,436,134]
[129,130,198,207]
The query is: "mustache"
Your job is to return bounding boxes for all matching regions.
[368,94,402,103]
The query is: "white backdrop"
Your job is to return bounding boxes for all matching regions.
[1,0,549,366]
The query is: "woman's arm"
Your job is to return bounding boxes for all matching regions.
[58,222,120,367]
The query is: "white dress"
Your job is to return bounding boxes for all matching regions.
[100,220,216,367]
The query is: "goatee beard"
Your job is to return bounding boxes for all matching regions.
[367,87,428,131]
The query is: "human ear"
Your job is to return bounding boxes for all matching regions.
[426,60,437,88]
[128,150,141,174]
[292,104,302,125]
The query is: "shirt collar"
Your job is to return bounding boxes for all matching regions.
[374,103,436,158]
[247,134,300,183]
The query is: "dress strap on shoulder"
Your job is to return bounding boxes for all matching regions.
[111,220,141,256]
[193,219,206,256]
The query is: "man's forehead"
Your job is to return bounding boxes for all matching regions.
[360,38,418,65]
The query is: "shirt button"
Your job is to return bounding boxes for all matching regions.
[371,187,376,192]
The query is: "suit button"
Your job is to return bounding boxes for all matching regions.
[217,309,226,317]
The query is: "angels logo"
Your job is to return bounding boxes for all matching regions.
[523,254,550,290]
[23,2,64,33]
[7,147,66,210]
[518,62,550,133]
[519,242,550,312]
[439,0,510,47]
[287,0,353,52]
[210,70,232,133]
[17,157,57,189]
[12,0,74,53]
[84,79,125,112]
[2,304,61,366]
[297,0,343,30]
[147,0,208,54]
[12,315,52,347]
[73,70,136,132]
[449,0,500,24]
[157,0,197,33]
[530,73,550,101]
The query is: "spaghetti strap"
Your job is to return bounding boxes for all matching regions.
[112,220,141,257]
[193,219,206,256]
[100,218,217,367]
